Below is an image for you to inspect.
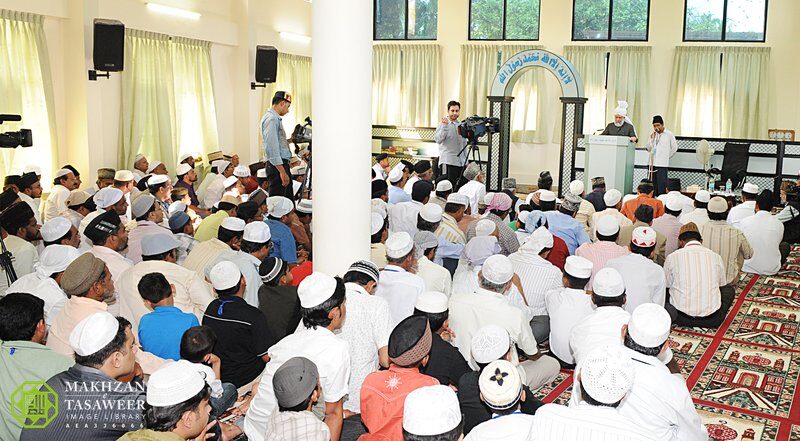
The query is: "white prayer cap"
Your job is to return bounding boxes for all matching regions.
[234,165,251,178]
[386,232,414,259]
[114,169,134,181]
[69,312,120,356]
[593,267,625,297]
[435,180,453,192]
[388,167,404,183]
[569,180,584,195]
[146,160,163,174]
[414,231,439,256]
[296,199,312,215]
[175,163,192,176]
[297,272,337,308]
[243,222,271,243]
[131,194,156,218]
[614,100,629,117]
[370,212,386,235]
[564,255,593,278]
[403,386,462,436]
[694,190,711,203]
[220,217,245,232]
[464,236,499,266]
[134,153,146,163]
[54,168,72,179]
[24,165,42,176]
[707,196,728,213]
[629,303,672,348]
[420,203,443,223]
[169,201,187,215]
[631,226,657,248]
[475,219,496,237]
[664,195,683,212]
[471,324,511,364]
[579,345,635,405]
[481,255,514,285]
[518,211,531,224]
[36,244,81,277]
[142,233,181,256]
[267,196,294,218]
[483,192,494,206]
[209,261,242,291]
[256,168,267,178]
[290,165,307,176]
[520,226,553,254]
[415,291,448,314]
[148,174,169,186]
[478,360,523,410]
[372,199,388,219]
[94,187,123,209]
[147,360,207,407]
[743,182,759,194]
[446,193,469,206]
[215,160,231,174]
[596,215,620,236]
[603,189,622,207]
[40,217,72,242]
[538,189,556,202]
[222,176,239,189]
[178,153,193,163]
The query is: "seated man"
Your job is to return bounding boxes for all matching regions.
[414,291,471,387]
[590,188,632,240]
[540,191,590,255]
[679,190,711,227]
[741,190,785,276]
[567,179,596,237]
[617,204,667,265]
[621,179,664,221]
[465,192,520,256]
[403,386,464,441]
[575,215,629,288]
[656,178,694,216]
[0,202,41,295]
[465,360,536,440]
[652,195,684,258]
[727,182,759,227]
[263,357,331,441]
[584,177,607,213]
[137,272,199,361]
[545,256,594,368]
[607,227,667,313]
[376,232,426,327]
[699,196,753,288]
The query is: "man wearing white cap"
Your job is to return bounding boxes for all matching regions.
[265,196,299,264]
[450,255,560,390]
[679,190,711,227]
[184,215,244,276]
[376,232,426,327]
[414,231,453,296]
[194,194,240,242]
[146,160,168,176]
[538,346,650,440]
[146,174,172,218]
[389,164,412,205]
[79,186,128,250]
[606,227,667,314]
[174,162,205,214]
[414,291,471,387]
[727,182,759,226]
[657,179,694,216]
[457,162,486,215]
[117,233,214,337]
[601,100,637,142]
[40,216,80,248]
[63,189,91,229]
[590,189,632,240]
[214,222,272,307]
[509,226,563,342]
[699,196,753,286]
[390,180,434,238]
[546,256,595,367]
[202,160,234,209]
[44,168,79,221]
[740,190,785,275]
[20,312,145,441]
[370,212,389,269]
[403,385,464,441]
[132,153,149,182]
[614,304,708,441]
[568,180,596,236]
[126,194,168,264]
[652,194,684,257]
[576,216,629,289]
[465,360,536,440]
[569,267,631,364]
[540,190,591,255]
[431,179,453,210]
[438,193,469,245]
[245,273,351,441]
[113,170,136,223]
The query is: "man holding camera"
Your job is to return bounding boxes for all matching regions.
[435,100,468,190]
[261,91,295,200]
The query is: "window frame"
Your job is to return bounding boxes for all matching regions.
[682,0,768,43]
[373,0,439,41]
[571,0,652,42]
[467,0,542,41]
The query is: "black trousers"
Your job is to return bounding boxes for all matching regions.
[666,285,735,329]
[653,166,669,196]
[265,161,294,201]
[440,163,466,190]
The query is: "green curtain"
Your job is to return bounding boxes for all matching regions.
[666,46,722,138]
[372,44,440,127]
[260,53,312,153]
[607,46,651,137]
[721,47,770,139]
[0,9,58,188]
[564,45,607,135]
[172,37,219,161]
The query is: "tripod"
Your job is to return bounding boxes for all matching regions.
[454,137,483,186]
[0,233,17,287]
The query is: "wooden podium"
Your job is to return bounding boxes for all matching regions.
[585,135,636,195]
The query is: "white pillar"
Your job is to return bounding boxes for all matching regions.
[311,0,372,275]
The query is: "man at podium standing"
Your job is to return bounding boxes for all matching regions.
[646,115,678,196]
[601,101,637,143]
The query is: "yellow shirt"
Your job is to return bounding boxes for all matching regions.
[194,210,229,242]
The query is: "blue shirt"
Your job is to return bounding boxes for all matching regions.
[260,108,292,166]
[139,306,199,361]
[544,211,590,255]
[265,219,298,263]
[388,185,411,205]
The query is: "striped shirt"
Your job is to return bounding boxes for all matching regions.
[575,241,630,289]
[698,220,754,285]
[437,213,467,244]
[664,241,727,317]
[532,403,653,440]
[508,251,564,315]
[574,199,596,236]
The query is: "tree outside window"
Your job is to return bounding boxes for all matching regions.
[375,0,438,40]
[470,0,540,40]
[684,0,767,42]
[573,0,650,41]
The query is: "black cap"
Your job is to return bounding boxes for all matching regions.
[372,179,388,198]
[3,175,20,187]
[401,160,414,172]
[0,202,35,234]
[84,210,121,244]
[17,172,38,190]
[375,153,389,161]
[273,91,291,102]
[0,189,19,211]
[411,180,434,203]
[413,160,432,174]
[652,115,664,125]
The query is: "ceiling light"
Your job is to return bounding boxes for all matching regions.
[147,3,201,20]
[280,32,311,44]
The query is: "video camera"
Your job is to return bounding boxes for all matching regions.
[787,184,800,204]
[0,114,33,149]
[291,116,312,145]
[458,116,500,144]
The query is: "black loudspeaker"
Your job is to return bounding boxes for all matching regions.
[93,19,125,72]
[255,46,278,83]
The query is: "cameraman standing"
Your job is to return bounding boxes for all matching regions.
[435,100,468,190]
[261,91,295,200]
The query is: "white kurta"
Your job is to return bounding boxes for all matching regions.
[416,256,452,296]
[569,306,630,364]
[6,273,67,327]
[18,192,41,225]
[202,174,226,209]
[647,129,678,168]
[375,265,426,328]
[0,235,38,296]
[740,211,784,275]
[465,412,536,441]
[546,287,594,365]
[533,403,653,440]
[657,190,695,216]
[372,163,386,181]
[388,200,423,237]
[727,200,756,227]
[43,185,70,222]
[605,253,667,313]
[403,175,420,194]
[679,208,709,227]
[458,179,486,215]
[509,251,564,316]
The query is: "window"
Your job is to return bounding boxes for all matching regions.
[572,0,650,41]
[374,0,438,40]
[684,0,767,42]
[469,0,540,40]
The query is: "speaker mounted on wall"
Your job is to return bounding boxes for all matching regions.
[251,45,278,90]
[89,18,125,81]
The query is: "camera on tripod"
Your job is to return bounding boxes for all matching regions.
[0,114,33,149]
[458,116,500,144]
[291,117,312,145]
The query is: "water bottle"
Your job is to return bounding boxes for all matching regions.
[725,179,732,194]
[708,178,714,193]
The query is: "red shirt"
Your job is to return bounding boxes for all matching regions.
[547,235,569,270]
[289,261,313,287]
[621,194,665,222]
[359,365,438,440]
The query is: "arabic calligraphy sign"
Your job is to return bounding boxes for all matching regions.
[489,49,584,99]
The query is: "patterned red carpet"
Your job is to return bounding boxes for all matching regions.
[535,246,800,441]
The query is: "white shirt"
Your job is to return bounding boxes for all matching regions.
[416,256,452,296]
[657,191,694,216]
[591,208,632,240]
[6,272,66,327]
[727,200,756,227]
[740,210,784,276]
[202,174,226,210]
[43,185,70,222]
[372,163,387,181]
[458,179,486,215]
[569,306,630,364]
[403,175,420,194]
[452,264,532,322]
[508,250,563,316]
[0,235,38,295]
[388,200,423,237]
[388,185,411,205]
[534,403,653,440]
[435,119,468,167]
[63,209,84,229]
[546,288,594,365]
[465,412,536,441]
[244,326,350,441]
[17,192,41,225]
[647,129,678,168]
[679,208,709,227]
[606,253,667,313]
[375,264,426,328]
[338,283,391,413]
[195,171,217,206]
[190,361,224,398]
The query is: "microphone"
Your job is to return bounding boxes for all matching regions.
[0,115,22,123]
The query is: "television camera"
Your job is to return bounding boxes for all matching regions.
[0,114,33,149]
